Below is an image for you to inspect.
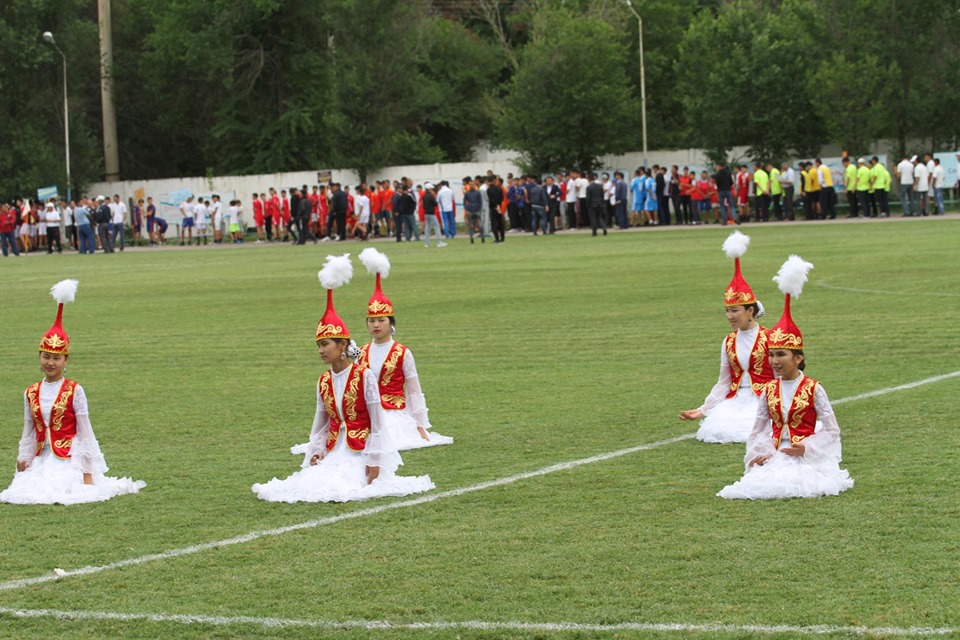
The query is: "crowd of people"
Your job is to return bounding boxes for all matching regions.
[2,154,951,257]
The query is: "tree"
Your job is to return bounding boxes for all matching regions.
[497,9,636,173]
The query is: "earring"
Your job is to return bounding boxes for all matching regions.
[340,352,347,360]
[390,326,396,336]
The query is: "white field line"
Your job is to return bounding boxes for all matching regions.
[0,369,957,594]
[815,279,960,298]
[0,606,957,637]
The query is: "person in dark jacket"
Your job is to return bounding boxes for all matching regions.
[487,176,505,243]
[295,188,316,244]
[95,196,114,253]
[395,185,419,242]
[584,173,608,236]
[329,183,348,241]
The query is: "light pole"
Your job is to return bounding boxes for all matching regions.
[625,0,648,168]
[43,31,71,203]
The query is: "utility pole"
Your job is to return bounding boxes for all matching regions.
[625,0,648,168]
[99,0,120,181]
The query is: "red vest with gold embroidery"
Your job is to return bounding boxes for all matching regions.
[318,364,371,452]
[26,379,79,459]
[725,328,774,399]
[357,342,408,410]
[765,376,819,449]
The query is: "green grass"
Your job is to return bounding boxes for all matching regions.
[0,219,958,639]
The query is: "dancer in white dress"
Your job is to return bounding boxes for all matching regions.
[718,256,854,500]
[680,232,774,443]
[1,280,146,505]
[255,255,434,503]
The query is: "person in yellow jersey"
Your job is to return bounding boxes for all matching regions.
[815,159,836,219]
[872,156,891,217]
[767,163,783,221]
[752,162,770,222]
[804,162,820,220]
[856,158,873,218]
[842,157,859,218]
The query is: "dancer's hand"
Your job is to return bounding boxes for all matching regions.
[310,451,326,466]
[365,465,380,484]
[417,426,430,441]
[679,409,704,421]
[781,443,805,457]
[83,473,93,485]
[749,455,771,467]
[16,459,29,472]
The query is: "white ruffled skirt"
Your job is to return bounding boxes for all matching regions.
[256,433,434,504]
[717,450,854,500]
[696,389,759,444]
[0,447,146,506]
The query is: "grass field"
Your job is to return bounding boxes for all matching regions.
[0,218,958,639]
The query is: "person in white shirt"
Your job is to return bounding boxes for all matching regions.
[931,158,946,215]
[436,181,455,239]
[895,155,915,216]
[193,199,209,245]
[575,170,589,228]
[355,186,371,241]
[912,158,929,216]
[44,202,63,254]
[110,194,127,252]
[179,195,195,245]
[779,163,796,220]
[210,194,223,244]
[564,171,578,229]
[603,173,615,228]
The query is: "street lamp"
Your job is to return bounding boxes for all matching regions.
[624,0,648,168]
[42,31,71,203]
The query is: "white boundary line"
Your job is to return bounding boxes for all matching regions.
[0,369,957,595]
[815,279,960,298]
[0,606,957,637]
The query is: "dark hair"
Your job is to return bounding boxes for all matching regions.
[368,315,396,326]
[745,302,760,318]
[794,349,806,371]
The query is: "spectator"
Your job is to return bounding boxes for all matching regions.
[436,180,455,239]
[63,200,76,250]
[0,203,20,256]
[179,195,195,245]
[74,198,94,254]
[912,156,929,216]
[487,176,505,243]
[872,156,891,217]
[545,175,561,233]
[815,159,836,220]
[585,172,608,236]
[735,165,751,223]
[575,170,589,228]
[768,163,783,222]
[855,158,873,219]
[421,183,444,247]
[613,171,629,230]
[931,158,945,215]
[895,155,915,216]
[714,162,736,225]
[753,162,770,222]
[526,175,548,236]
[110,194,127,251]
[44,202,63,253]
[95,196,114,253]
[131,199,144,245]
[630,168,644,227]
[842,157,858,218]
[779,163,796,221]
[329,183,348,241]
[463,176,484,244]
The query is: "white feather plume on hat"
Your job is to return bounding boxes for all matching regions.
[773,255,814,297]
[50,279,79,304]
[358,247,391,278]
[318,254,353,289]
[722,231,750,259]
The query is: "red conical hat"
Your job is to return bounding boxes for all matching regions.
[39,280,78,355]
[722,231,756,306]
[359,248,394,318]
[315,254,353,342]
[768,256,814,350]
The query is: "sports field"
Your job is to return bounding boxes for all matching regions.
[1,218,958,639]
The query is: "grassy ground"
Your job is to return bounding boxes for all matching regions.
[0,218,958,639]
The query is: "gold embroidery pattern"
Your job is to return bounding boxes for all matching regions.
[724,287,754,305]
[787,378,817,435]
[26,383,44,433]
[751,331,768,376]
[381,393,406,409]
[53,438,72,451]
[343,366,362,422]
[40,334,68,352]
[319,373,339,421]
[768,327,802,349]
[725,332,742,395]
[380,343,404,388]
[50,382,75,432]
[347,428,369,442]
[357,345,370,368]
[367,300,393,316]
[315,321,347,340]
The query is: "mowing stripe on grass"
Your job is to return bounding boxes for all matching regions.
[815,279,960,298]
[0,606,957,636]
[0,369,957,594]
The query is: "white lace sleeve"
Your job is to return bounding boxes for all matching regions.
[698,339,732,415]
[743,389,776,469]
[302,386,331,467]
[362,369,397,468]
[17,393,37,464]
[69,386,109,475]
[803,383,842,463]
[402,349,431,429]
